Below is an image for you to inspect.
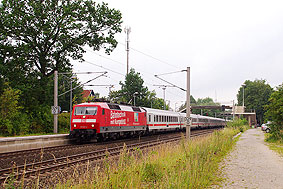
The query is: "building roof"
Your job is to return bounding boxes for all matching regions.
[82,90,94,98]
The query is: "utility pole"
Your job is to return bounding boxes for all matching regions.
[232,100,235,120]
[54,70,58,133]
[162,87,166,110]
[186,67,191,139]
[242,84,246,107]
[124,26,131,75]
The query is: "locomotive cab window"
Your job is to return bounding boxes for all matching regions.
[102,108,105,115]
[74,106,98,115]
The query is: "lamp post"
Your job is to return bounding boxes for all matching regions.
[175,102,178,112]
[175,101,184,112]
[242,84,246,107]
[133,92,138,106]
[166,100,170,110]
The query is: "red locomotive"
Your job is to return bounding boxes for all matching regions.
[70,102,147,141]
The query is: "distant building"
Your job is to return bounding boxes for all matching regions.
[82,90,96,98]
[233,106,257,127]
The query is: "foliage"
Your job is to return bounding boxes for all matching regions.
[109,68,168,109]
[265,139,283,155]
[178,97,221,117]
[237,79,273,124]
[193,97,221,117]
[0,85,30,136]
[227,118,249,132]
[29,105,53,133]
[265,83,283,141]
[0,0,122,77]
[58,112,71,133]
[0,0,122,135]
[58,75,84,112]
[57,128,239,188]
[176,95,196,111]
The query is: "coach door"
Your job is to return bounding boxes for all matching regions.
[148,113,153,125]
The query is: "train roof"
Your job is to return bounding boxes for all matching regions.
[142,107,182,116]
[74,102,146,112]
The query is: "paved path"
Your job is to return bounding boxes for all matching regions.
[221,128,283,189]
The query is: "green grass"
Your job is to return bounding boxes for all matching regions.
[56,128,240,189]
[265,133,283,156]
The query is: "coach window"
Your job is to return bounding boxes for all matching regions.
[149,115,151,122]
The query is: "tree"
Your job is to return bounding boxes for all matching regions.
[0,0,122,106]
[177,95,196,111]
[178,97,221,117]
[0,0,122,134]
[0,84,30,135]
[237,79,273,124]
[265,83,283,140]
[109,68,167,109]
[194,97,221,117]
[0,0,122,76]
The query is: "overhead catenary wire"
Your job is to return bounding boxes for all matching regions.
[82,47,186,101]
[58,72,107,97]
[118,41,182,70]
[84,60,125,76]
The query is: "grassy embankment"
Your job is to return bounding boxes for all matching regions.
[265,132,283,156]
[56,122,248,188]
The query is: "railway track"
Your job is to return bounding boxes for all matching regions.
[0,129,219,184]
[0,131,185,161]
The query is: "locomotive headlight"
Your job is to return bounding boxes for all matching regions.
[92,124,94,127]
[74,124,77,128]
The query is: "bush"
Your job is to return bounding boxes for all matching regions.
[0,86,31,136]
[227,118,249,132]
[265,83,283,142]
[58,112,70,133]
[30,105,53,133]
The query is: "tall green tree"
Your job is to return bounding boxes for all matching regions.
[265,83,283,139]
[179,97,221,117]
[0,0,122,134]
[237,79,273,124]
[176,95,196,111]
[0,84,30,135]
[0,0,122,106]
[109,68,167,109]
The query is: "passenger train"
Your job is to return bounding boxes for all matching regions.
[69,102,226,141]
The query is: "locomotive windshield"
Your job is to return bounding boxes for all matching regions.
[74,106,98,115]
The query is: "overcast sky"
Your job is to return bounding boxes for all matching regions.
[72,0,283,110]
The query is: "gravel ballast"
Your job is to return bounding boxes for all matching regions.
[221,128,283,188]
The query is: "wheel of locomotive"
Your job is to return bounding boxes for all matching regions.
[96,133,104,142]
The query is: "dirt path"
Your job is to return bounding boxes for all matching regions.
[221,128,283,189]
